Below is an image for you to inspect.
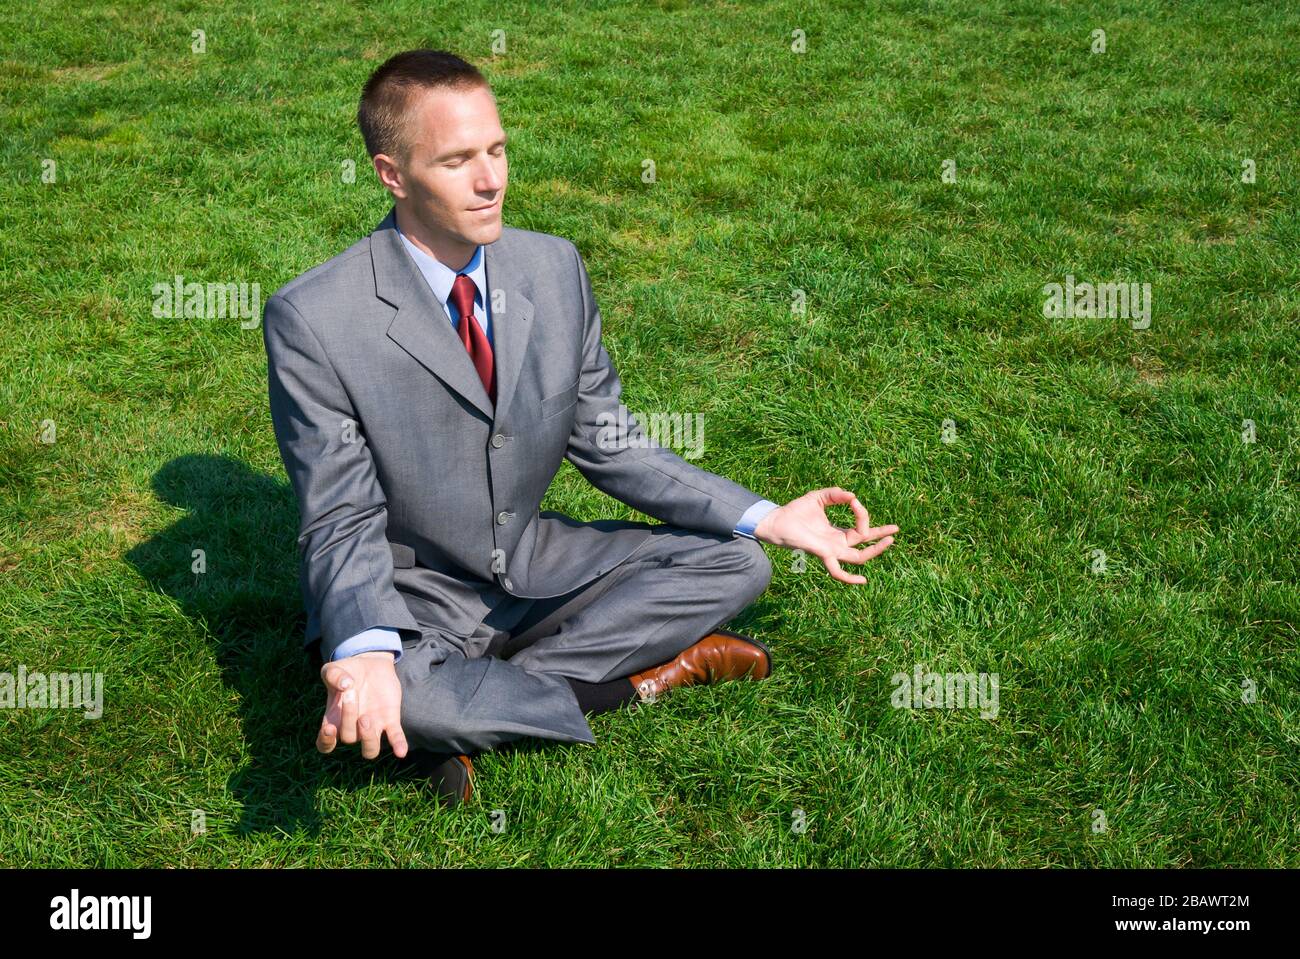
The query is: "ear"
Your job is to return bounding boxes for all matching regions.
[373,153,406,198]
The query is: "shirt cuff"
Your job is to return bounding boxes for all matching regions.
[332,627,404,664]
[733,499,779,540]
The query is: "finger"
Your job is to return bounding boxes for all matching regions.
[317,685,343,753]
[820,553,867,585]
[317,717,337,754]
[338,687,359,745]
[386,720,410,760]
[848,524,900,547]
[321,662,354,694]
[819,488,878,544]
[840,536,896,565]
[323,686,343,724]
[818,487,858,509]
[847,495,871,536]
[358,712,382,760]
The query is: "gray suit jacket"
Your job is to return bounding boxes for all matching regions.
[263,207,766,663]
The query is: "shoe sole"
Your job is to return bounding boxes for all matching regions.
[424,752,473,807]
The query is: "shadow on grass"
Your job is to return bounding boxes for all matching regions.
[124,453,436,837]
[125,452,775,837]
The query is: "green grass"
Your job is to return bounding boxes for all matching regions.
[1,0,1297,867]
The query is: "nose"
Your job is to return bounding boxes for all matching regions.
[476,156,504,193]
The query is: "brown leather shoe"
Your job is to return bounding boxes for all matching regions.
[423,752,473,807]
[628,628,772,702]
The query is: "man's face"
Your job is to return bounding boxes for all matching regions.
[376,84,507,266]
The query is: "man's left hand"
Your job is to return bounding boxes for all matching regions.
[752,487,898,584]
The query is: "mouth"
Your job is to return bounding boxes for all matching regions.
[469,199,500,213]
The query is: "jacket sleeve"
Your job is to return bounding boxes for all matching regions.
[262,293,423,662]
[561,241,767,538]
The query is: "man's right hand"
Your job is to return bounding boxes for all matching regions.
[317,651,409,760]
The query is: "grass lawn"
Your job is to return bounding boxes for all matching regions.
[0,0,1296,867]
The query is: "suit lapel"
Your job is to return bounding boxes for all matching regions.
[371,207,535,429]
[482,235,535,431]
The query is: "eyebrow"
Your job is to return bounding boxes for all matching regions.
[433,134,508,162]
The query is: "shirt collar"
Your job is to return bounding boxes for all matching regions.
[395,220,486,309]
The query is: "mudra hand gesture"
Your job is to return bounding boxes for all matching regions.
[753,487,898,584]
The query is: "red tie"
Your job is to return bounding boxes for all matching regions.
[450,273,495,405]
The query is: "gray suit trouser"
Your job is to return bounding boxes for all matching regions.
[392,525,773,756]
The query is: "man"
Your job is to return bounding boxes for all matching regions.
[262,49,898,806]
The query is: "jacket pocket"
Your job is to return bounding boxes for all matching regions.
[540,377,580,419]
[388,542,417,568]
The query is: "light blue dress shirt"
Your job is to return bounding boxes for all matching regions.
[332,228,778,662]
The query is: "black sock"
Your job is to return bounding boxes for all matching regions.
[564,677,639,714]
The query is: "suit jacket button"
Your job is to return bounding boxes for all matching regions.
[502,577,513,590]
[491,434,505,448]
[496,510,510,525]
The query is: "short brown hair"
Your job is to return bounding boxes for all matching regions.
[357,49,491,163]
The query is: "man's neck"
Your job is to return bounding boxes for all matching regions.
[394,204,476,273]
